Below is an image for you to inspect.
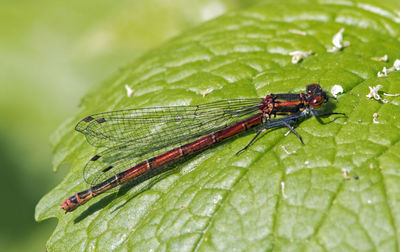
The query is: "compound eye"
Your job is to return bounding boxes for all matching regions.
[310,97,323,107]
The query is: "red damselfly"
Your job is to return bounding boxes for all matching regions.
[62,84,343,212]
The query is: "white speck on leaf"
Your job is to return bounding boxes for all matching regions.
[366,85,388,103]
[383,92,400,97]
[289,50,313,64]
[377,67,388,78]
[331,85,344,98]
[327,28,350,52]
[202,88,214,97]
[281,145,296,155]
[332,28,344,48]
[394,59,400,70]
[125,84,134,97]
[371,54,388,62]
[377,58,400,77]
[289,29,307,36]
[372,113,380,124]
[342,168,350,179]
[281,182,287,198]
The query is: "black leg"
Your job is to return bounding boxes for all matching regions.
[236,126,266,155]
[236,117,303,155]
[282,120,303,144]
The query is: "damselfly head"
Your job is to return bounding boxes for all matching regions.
[306,83,329,108]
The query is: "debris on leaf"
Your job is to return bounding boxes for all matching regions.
[342,168,350,179]
[289,29,307,36]
[366,85,388,103]
[281,181,287,198]
[331,85,344,98]
[281,145,296,155]
[371,54,388,62]
[202,88,214,97]
[289,50,313,64]
[372,113,380,124]
[125,84,134,97]
[332,28,344,48]
[377,59,400,77]
[394,59,400,70]
[377,67,388,78]
[327,28,350,52]
[383,92,400,97]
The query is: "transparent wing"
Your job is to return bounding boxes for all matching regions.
[76,99,262,147]
[78,99,263,185]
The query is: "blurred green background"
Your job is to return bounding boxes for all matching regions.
[0,0,256,251]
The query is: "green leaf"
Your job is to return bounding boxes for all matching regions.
[36,1,400,251]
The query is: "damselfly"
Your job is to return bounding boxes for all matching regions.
[62,84,343,212]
